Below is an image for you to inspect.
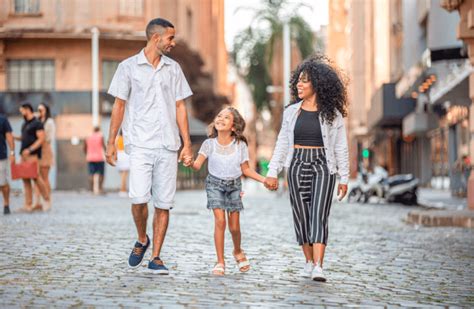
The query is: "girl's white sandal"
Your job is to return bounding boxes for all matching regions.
[212,263,225,276]
[233,251,250,272]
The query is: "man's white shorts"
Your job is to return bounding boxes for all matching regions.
[128,146,178,210]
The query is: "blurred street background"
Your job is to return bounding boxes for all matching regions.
[1,0,474,307]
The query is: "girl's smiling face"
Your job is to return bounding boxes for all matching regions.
[214,109,234,132]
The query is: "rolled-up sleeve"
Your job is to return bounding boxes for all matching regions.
[334,115,349,184]
[267,110,290,178]
[175,65,193,101]
[108,62,131,101]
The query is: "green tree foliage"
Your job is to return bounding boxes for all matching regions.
[232,0,316,111]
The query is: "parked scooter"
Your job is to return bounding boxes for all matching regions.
[382,174,419,205]
[348,165,419,205]
[348,165,386,203]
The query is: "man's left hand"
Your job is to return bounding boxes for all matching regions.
[179,145,193,166]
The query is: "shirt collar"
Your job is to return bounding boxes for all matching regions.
[137,49,172,66]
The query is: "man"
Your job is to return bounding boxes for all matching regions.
[18,103,51,211]
[84,127,106,194]
[0,112,15,215]
[106,18,193,274]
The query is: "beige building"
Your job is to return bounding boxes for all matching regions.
[328,0,413,178]
[329,0,470,202]
[441,0,474,208]
[0,0,227,94]
[0,0,227,189]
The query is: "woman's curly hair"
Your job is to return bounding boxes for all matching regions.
[208,106,248,145]
[289,54,349,125]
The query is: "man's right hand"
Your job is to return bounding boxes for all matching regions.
[9,154,15,165]
[105,143,117,166]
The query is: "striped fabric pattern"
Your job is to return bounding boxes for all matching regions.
[287,148,336,246]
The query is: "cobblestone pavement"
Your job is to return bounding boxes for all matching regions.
[1,184,473,308]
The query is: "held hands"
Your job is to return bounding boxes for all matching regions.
[264,177,279,191]
[337,184,348,201]
[179,145,193,167]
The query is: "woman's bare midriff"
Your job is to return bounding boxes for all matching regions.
[294,145,323,149]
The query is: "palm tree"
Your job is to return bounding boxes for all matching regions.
[232,0,317,130]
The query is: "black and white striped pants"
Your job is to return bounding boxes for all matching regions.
[287,148,336,246]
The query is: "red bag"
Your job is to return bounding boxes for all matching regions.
[11,161,39,180]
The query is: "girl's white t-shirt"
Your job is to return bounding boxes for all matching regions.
[198,138,249,180]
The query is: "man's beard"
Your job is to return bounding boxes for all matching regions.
[160,46,172,55]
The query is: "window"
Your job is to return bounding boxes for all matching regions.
[119,0,143,17]
[102,60,120,90]
[14,0,40,14]
[7,60,55,91]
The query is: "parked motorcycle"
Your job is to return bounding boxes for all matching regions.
[347,166,386,203]
[382,174,419,205]
[348,166,419,206]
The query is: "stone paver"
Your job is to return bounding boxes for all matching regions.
[1,184,473,307]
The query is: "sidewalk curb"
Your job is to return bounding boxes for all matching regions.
[406,209,474,228]
[416,200,446,210]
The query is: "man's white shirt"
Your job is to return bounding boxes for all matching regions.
[108,49,193,153]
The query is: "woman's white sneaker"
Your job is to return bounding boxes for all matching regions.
[311,264,327,282]
[303,262,314,277]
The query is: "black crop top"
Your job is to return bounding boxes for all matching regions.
[293,109,324,147]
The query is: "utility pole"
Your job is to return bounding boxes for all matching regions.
[283,21,290,106]
[91,27,100,127]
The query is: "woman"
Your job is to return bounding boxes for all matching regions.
[264,55,349,282]
[34,103,55,211]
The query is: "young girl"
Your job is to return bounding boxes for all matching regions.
[191,107,265,276]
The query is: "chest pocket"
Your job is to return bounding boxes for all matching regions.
[154,70,174,100]
[132,75,148,94]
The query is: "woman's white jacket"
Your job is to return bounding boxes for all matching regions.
[267,101,349,185]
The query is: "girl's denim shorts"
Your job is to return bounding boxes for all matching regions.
[205,174,243,212]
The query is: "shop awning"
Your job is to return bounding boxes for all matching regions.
[368,83,416,130]
[430,60,472,106]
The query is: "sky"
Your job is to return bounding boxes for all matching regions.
[224,0,329,51]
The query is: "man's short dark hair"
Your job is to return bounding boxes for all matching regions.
[146,18,174,40]
[21,103,34,112]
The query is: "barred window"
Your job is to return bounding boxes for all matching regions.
[14,0,40,14]
[7,60,55,91]
[102,60,120,90]
[119,0,144,17]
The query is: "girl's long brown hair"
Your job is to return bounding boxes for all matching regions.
[208,106,248,145]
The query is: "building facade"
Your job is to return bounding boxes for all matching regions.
[328,0,413,179]
[396,0,466,192]
[0,0,227,190]
[328,0,469,199]
[441,0,474,208]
